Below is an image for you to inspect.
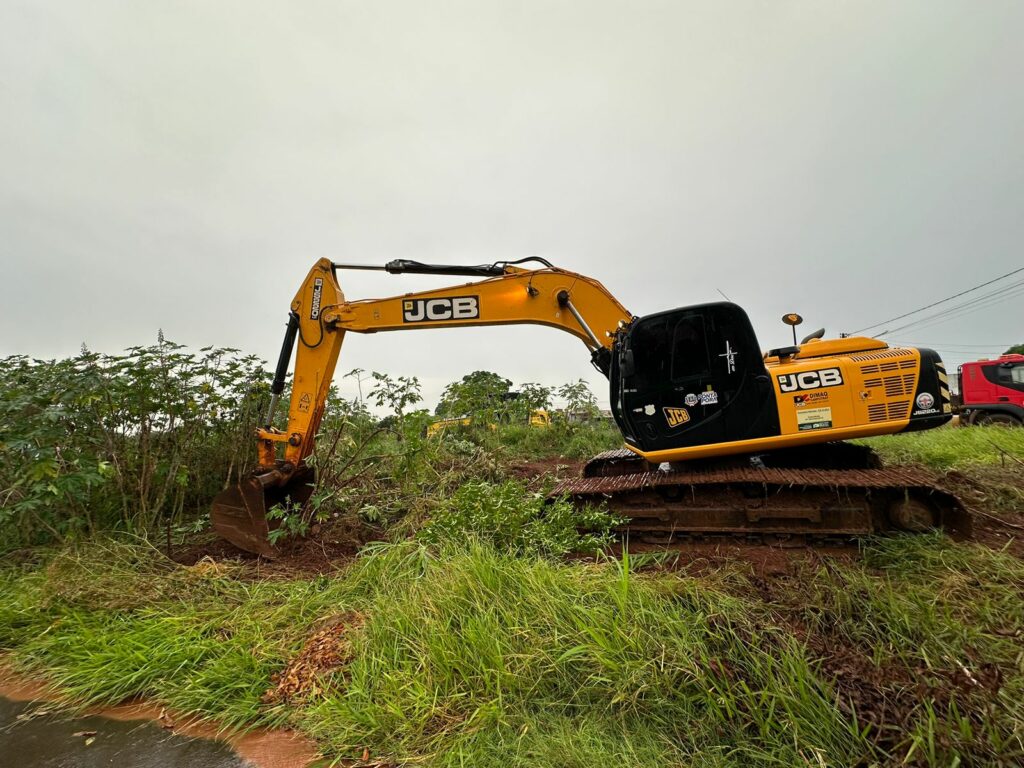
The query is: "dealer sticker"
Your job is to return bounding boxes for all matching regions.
[796,407,833,431]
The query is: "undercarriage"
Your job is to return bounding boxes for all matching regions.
[552,444,970,544]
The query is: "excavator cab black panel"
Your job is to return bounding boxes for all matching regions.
[612,302,780,453]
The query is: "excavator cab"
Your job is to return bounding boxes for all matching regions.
[611,302,780,453]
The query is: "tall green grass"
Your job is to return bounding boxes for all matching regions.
[859,424,1024,470]
[789,534,1024,764]
[3,535,1022,765]
[301,544,865,766]
[1,538,867,766]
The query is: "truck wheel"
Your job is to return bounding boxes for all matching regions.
[976,413,1021,427]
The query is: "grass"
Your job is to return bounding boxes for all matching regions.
[859,424,1024,470]
[2,425,1023,765]
[786,534,1024,763]
[0,540,866,765]
[3,533,1023,766]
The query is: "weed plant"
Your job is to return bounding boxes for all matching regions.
[417,480,623,556]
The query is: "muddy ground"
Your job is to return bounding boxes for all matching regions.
[0,667,321,768]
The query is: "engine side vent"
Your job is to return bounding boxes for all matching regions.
[888,401,910,420]
[850,348,911,363]
[867,400,912,422]
[883,373,917,398]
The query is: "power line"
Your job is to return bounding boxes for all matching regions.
[875,277,1024,335]
[878,278,1024,336]
[851,265,1024,334]
[892,342,1016,349]
[884,280,1024,336]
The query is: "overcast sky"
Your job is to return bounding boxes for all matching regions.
[2,1,1022,409]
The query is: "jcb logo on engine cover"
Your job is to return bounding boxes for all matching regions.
[402,296,480,323]
[777,367,844,393]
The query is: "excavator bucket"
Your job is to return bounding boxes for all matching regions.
[210,466,316,558]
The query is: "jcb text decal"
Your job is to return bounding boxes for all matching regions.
[663,406,690,428]
[777,367,844,393]
[402,296,480,323]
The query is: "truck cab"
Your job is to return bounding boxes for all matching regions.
[957,354,1024,426]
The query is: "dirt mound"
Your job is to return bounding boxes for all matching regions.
[941,467,1024,557]
[506,458,584,486]
[263,613,365,705]
[173,514,381,576]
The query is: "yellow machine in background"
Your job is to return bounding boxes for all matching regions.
[212,257,966,557]
[426,409,551,439]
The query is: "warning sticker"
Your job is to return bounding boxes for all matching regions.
[796,407,832,431]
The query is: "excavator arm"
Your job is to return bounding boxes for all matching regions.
[212,256,632,555]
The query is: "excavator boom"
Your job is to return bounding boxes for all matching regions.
[212,258,632,554]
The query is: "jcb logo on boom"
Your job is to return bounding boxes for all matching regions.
[777,367,844,393]
[402,295,480,323]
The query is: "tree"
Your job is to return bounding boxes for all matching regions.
[558,379,599,422]
[435,371,512,420]
[368,372,422,420]
[1006,344,1024,355]
[513,382,554,420]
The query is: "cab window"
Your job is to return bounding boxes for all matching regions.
[670,315,711,381]
[628,316,671,390]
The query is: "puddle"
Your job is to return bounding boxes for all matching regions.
[0,667,321,768]
[1,696,249,767]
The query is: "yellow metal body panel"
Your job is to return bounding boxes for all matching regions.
[630,345,922,464]
[529,409,552,427]
[427,409,552,438]
[426,417,473,438]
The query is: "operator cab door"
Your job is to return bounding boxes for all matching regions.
[612,302,779,453]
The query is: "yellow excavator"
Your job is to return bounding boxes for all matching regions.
[212,257,968,557]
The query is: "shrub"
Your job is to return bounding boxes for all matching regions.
[0,338,268,549]
[417,479,623,557]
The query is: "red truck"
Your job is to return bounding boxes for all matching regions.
[954,354,1024,426]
